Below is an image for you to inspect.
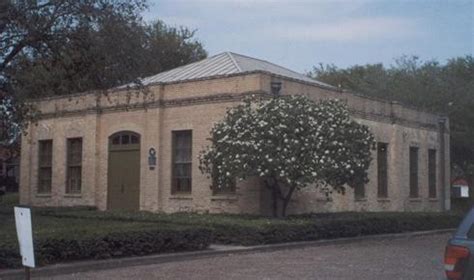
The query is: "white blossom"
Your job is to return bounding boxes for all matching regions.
[199,95,374,202]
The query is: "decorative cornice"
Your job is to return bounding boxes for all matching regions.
[35,90,443,132]
[29,70,335,103]
[37,91,265,119]
[29,70,447,122]
[349,109,438,131]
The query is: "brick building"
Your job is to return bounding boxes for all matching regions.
[19,52,451,214]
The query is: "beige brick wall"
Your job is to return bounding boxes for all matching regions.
[272,76,449,213]
[286,120,446,214]
[19,72,450,214]
[21,114,98,207]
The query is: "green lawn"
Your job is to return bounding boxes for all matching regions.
[0,193,213,268]
[0,193,164,246]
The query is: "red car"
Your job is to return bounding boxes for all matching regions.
[445,207,474,279]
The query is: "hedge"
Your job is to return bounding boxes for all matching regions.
[0,225,212,269]
[209,212,462,245]
[38,210,463,246]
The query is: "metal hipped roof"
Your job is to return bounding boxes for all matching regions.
[131,52,334,88]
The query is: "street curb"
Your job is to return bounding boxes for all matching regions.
[0,228,454,279]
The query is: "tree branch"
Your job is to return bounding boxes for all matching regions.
[0,40,26,71]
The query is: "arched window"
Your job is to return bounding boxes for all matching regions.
[109,131,140,146]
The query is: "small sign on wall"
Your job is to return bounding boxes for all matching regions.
[148,147,157,170]
[14,207,35,268]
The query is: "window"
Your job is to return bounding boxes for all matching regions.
[172,130,192,193]
[428,149,437,198]
[38,140,53,193]
[377,142,388,198]
[409,146,419,198]
[468,224,474,240]
[66,138,83,194]
[110,131,140,146]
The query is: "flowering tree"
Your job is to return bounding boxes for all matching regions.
[199,95,374,217]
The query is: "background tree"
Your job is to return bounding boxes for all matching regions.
[199,96,374,217]
[310,56,474,178]
[8,20,207,99]
[0,0,207,145]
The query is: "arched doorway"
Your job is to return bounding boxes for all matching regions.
[107,131,140,210]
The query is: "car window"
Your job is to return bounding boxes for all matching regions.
[468,224,474,240]
[455,208,474,239]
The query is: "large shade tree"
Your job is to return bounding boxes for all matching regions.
[0,0,207,145]
[0,0,146,144]
[199,95,374,217]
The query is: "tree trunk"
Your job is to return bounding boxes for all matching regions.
[280,185,296,217]
[272,187,278,218]
[281,198,289,217]
[265,178,282,218]
[265,178,298,218]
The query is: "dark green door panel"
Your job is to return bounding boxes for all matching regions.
[107,132,141,211]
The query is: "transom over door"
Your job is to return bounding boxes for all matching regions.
[107,131,140,211]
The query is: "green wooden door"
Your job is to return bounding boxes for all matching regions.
[107,132,140,211]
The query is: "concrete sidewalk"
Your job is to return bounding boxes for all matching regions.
[0,229,454,279]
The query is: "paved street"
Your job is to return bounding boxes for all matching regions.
[42,233,450,280]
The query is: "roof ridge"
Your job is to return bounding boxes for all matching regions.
[226,52,242,72]
[142,52,227,82]
[228,51,319,80]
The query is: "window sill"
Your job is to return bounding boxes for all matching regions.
[354,198,367,202]
[36,193,52,198]
[169,194,192,200]
[377,198,390,202]
[211,195,238,201]
[64,194,82,198]
[409,198,422,202]
[428,198,439,202]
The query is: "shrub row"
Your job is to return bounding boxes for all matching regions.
[0,226,212,269]
[0,205,96,216]
[38,210,463,246]
[210,212,463,245]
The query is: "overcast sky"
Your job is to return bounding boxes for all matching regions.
[144,0,473,73]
